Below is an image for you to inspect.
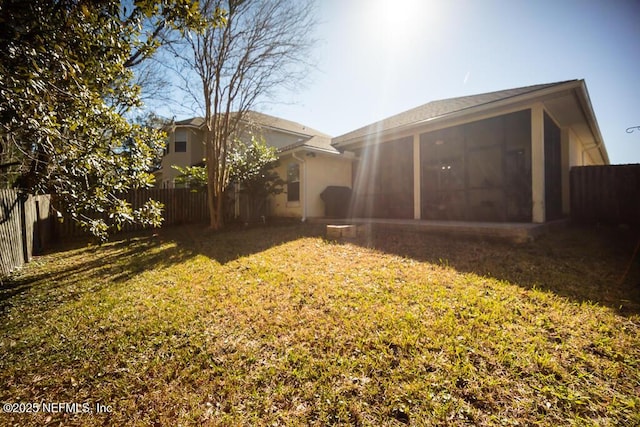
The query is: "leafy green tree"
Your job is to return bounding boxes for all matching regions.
[0,0,223,239]
[171,135,284,219]
[171,165,208,190]
[228,136,284,221]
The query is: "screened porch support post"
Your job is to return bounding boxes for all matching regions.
[413,133,421,220]
[531,103,546,223]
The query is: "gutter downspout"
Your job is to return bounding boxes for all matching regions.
[582,143,603,165]
[292,151,307,222]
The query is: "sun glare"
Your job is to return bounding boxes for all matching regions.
[362,0,431,51]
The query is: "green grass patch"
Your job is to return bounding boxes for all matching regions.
[1,224,639,426]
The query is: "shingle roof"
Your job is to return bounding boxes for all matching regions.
[332,80,578,145]
[278,134,337,154]
[171,111,338,154]
[172,112,328,137]
[173,117,205,127]
[242,111,330,139]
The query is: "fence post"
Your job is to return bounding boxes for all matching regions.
[18,192,29,264]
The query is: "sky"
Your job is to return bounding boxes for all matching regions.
[264,0,640,165]
[160,0,640,164]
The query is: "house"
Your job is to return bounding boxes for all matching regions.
[155,116,207,189]
[332,79,608,224]
[153,111,352,219]
[158,79,609,225]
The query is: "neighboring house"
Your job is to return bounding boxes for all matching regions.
[155,117,207,189]
[153,111,352,219]
[157,79,609,224]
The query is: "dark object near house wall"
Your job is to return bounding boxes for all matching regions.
[570,164,640,226]
[321,186,352,218]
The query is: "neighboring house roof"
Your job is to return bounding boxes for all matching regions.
[333,81,577,145]
[169,110,340,155]
[243,111,330,139]
[242,111,341,155]
[278,134,337,155]
[170,111,328,137]
[173,117,205,128]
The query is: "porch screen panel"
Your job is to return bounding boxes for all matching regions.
[351,137,413,218]
[465,116,505,221]
[505,109,532,221]
[467,146,504,221]
[374,137,414,218]
[420,127,466,220]
[420,109,532,222]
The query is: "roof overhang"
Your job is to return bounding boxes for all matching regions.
[332,80,609,165]
[542,81,609,164]
[278,144,344,157]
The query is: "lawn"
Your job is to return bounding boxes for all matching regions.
[1,223,639,426]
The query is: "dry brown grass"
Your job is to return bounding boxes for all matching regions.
[1,223,638,426]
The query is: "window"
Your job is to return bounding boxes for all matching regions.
[174,130,187,152]
[287,162,300,202]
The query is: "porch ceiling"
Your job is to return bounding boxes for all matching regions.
[543,91,596,146]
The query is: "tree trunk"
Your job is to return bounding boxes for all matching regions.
[205,122,223,230]
[207,184,225,230]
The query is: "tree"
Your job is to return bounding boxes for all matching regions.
[170,136,284,219]
[168,0,315,230]
[0,0,222,239]
[171,165,208,189]
[228,135,284,221]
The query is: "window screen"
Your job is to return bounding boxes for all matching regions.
[287,162,300,202]
[174,130,187,152]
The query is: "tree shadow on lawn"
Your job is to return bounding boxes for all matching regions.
[0,222,325,314]
[152,221,326,264]
[0,232,192,314]
[350,224,640,317]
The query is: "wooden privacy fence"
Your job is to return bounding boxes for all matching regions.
[0,189,52,277]
[54,188,210,238]
[570,164,640,225]
[1,188,217,276]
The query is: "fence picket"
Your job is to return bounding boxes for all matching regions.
[570,165,640,225]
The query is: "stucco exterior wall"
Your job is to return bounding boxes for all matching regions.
[568,128,582,168]
[262,130,305,150]
[566,127,603,167]
[159,128,204,188]
[189,129,205,166]
[269,155,303,218]
[268,153,352,219]
[158,125,314,190]
[305,154,352,218]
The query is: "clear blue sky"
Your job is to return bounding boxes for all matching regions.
[259,0,640,164]
[157,0,640,164]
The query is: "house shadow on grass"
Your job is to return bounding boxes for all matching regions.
[347,224,640,317]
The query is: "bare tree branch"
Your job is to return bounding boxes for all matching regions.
[165,0,316,229]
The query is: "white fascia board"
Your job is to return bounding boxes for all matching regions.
[574,81,610,164]
[333,81,584,148]
[279,145,343,157]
